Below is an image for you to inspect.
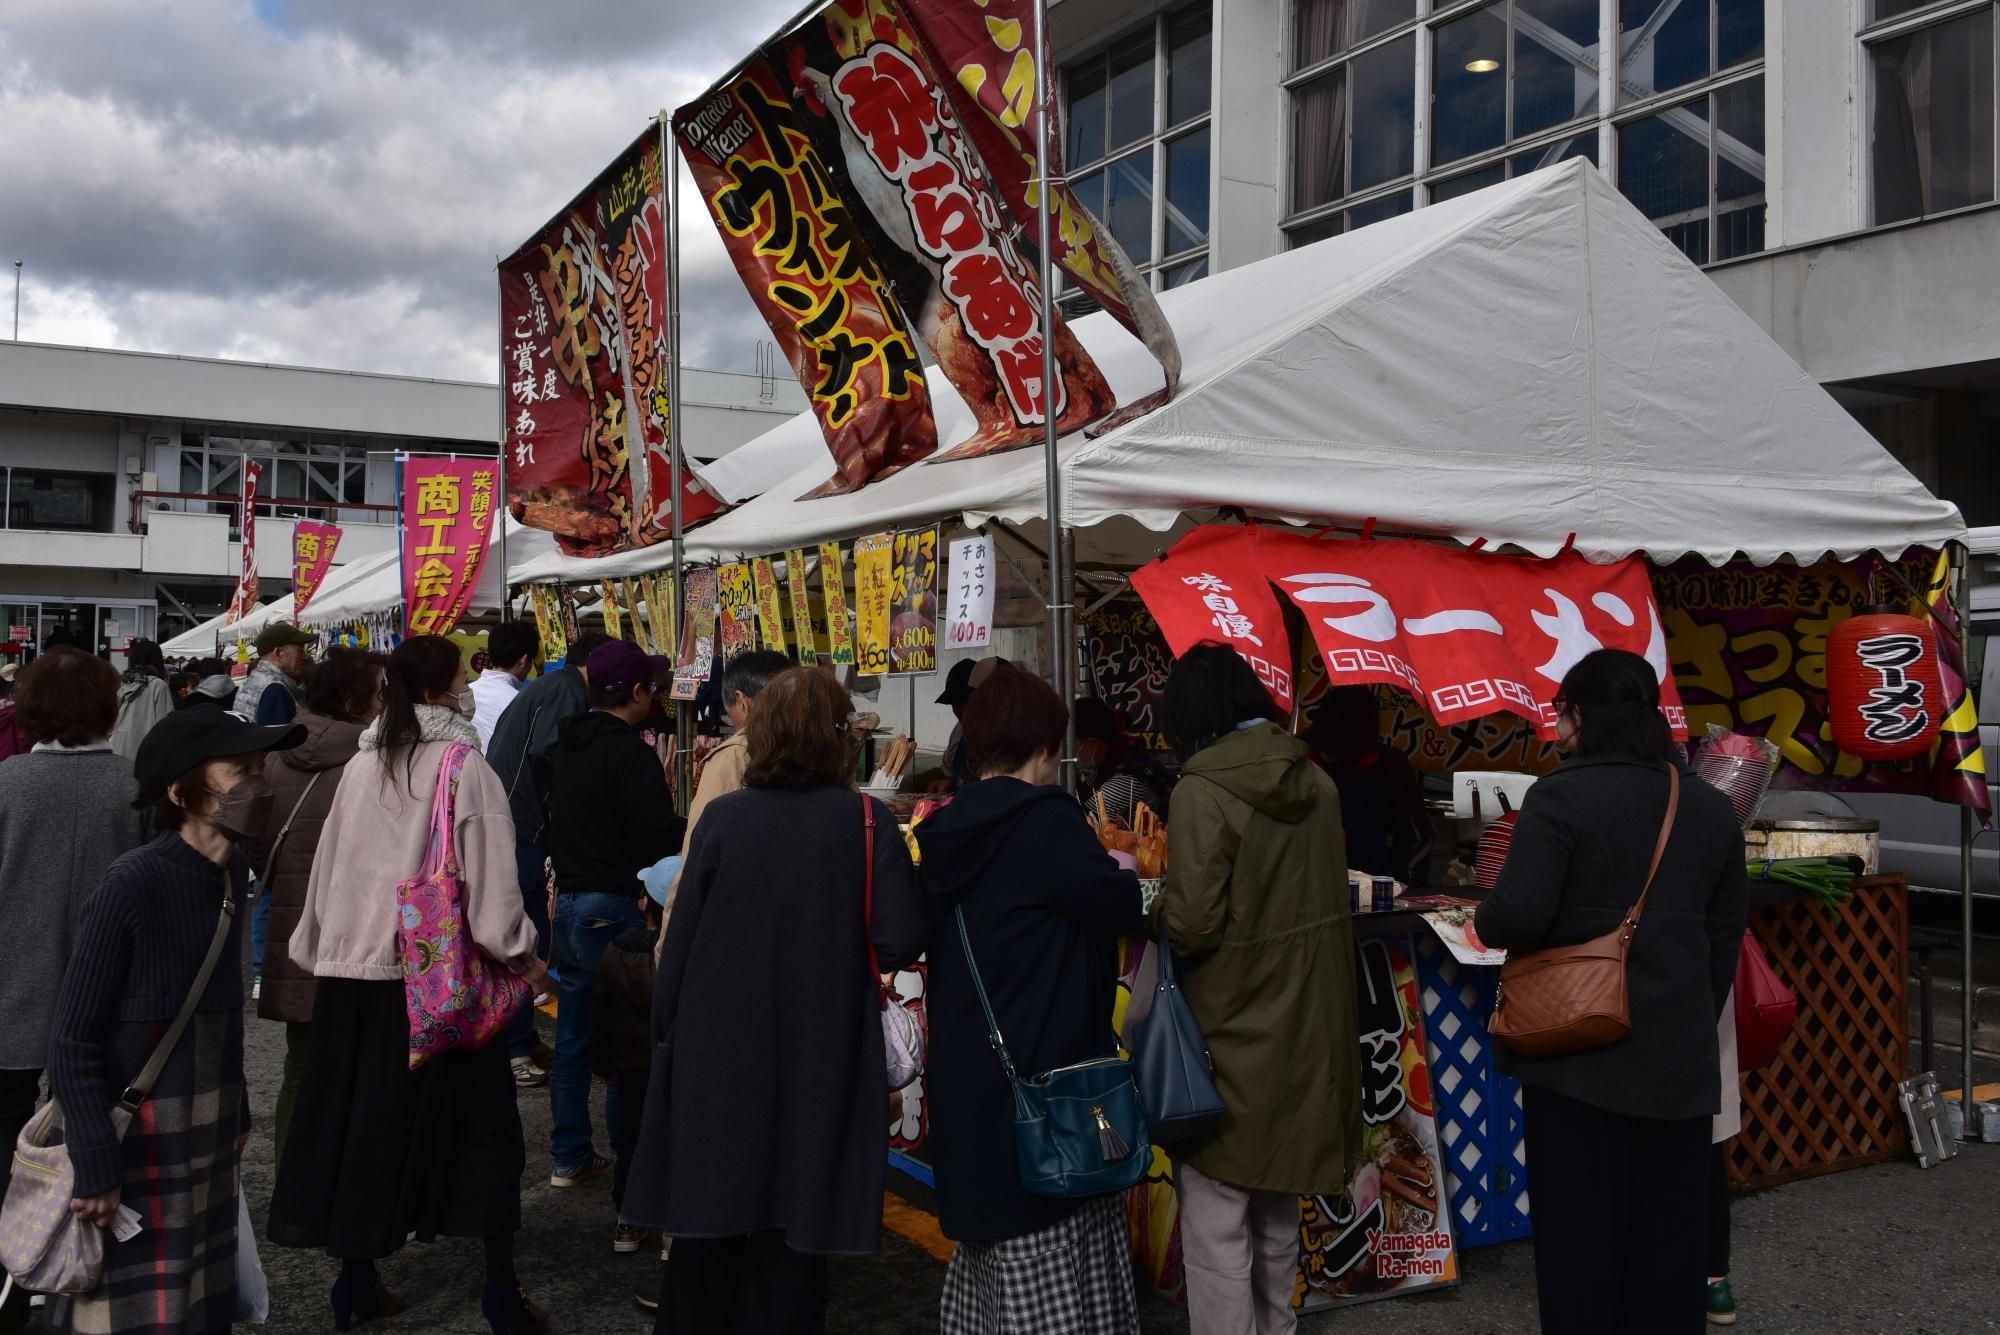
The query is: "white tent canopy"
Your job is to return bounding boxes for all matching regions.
[511,160,1962,581]
[162,595,295,657]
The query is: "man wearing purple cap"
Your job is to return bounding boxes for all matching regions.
[542,641,682,1195]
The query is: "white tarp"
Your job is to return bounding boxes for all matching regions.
[162,596,294,656]
[511,160,1962,581]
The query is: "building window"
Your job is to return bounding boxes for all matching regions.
[1061,3,1212,311]
[1617,76,1764,263]
[1618,0,1764,106]
[4,471,115,533]
[1866,2,1997,225]
[173,429,380,525]
[1432,0,1601,169]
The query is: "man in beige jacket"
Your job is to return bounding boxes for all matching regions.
[661,650,794,928]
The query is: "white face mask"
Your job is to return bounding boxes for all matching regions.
[455,688,477,718]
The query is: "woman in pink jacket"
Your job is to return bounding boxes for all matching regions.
[267,636,550,1334]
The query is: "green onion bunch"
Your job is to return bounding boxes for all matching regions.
[1745,855,1861,917]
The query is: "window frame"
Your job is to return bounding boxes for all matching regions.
[1610,68,1766,265]
[1859,0,2000,229]
[1058,2,1215,309]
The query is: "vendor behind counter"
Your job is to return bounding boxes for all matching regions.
[1304,687,1432,886]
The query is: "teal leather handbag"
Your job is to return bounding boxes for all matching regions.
[954,908,1152,1199]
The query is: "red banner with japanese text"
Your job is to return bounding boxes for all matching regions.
[1133,527,1686,739]
[291,520,341,620]
[401,460,497,637]
[224,462,262,627]
[500,125,719,557]
[673,0,1119,495]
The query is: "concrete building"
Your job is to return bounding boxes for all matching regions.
[1050,0,2000,525]
[0,340,803,657]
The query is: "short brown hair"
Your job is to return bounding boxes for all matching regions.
[143,756,234,833]
[961,666,1067,777]
[744,667,855,790]
[16,647,120,746]
[304,647,386,723]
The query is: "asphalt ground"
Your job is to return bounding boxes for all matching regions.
[241,1006,2000,1335]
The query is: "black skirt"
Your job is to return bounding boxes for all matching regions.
[266,977,524,1259]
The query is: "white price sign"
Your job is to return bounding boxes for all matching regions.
[947,536,995,650]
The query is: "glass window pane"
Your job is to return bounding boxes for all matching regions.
[1619,94,1711,263]
[1430,162,1508,204]
[1288,215,1345,248]
[1434,5,1508,167]
[1515,0,1601,140]
[1714,77,1765,260]
[1165,126,1211,255]
[1291,68,1349,210]
[1347,189,1413,231]
[1509,131,1599,176]
[1168,5,1211,126]
[1066,60,1107,166]
[1620,0,1710,104]
[343,465,366,505]
[1293,0,1418,71]
[178,453,203,494]
[1350,34,1415,190]
[1872,0,1942,20]
[1716,0,1764,70]
[1105,151,1156,264]
[1108,31,1156,154]
[1871,9,1997,224]
[1070,169,1106,224]
[1162,254,1210,288]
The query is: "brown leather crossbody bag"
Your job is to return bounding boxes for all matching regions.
[1489,766,1680,1060]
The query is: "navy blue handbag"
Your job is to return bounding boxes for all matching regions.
[1130,918,1227,1140]
[954,908,1151,1199]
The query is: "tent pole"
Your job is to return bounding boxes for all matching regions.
[665,111,692,812]
[1956,544,1977,1128]
[1032,0,1074,793]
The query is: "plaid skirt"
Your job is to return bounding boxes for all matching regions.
[50,1013,244,1335]
[940,1194,1140,1335]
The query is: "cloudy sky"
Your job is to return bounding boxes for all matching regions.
[0,0,804,383]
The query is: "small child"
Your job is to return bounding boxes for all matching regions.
[590,856,675,1257]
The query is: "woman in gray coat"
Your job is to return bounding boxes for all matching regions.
[0,648,144,1324]
[1475,650,1747,1335]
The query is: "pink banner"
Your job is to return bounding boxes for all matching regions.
[402,459,498,637]
[224,461,262,626]
[291,520,342,620]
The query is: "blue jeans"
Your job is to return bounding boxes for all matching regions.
[507,842,552,1060]
[251,877,271,976]
[550,889,644,1173]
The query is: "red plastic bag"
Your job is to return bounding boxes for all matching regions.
[1735,930,1797,1070]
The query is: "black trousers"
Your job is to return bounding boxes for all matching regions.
[656,1232,827,1335]
[1708,1141,1731,1278]
[1523,1086,1709,1335]
[0,1068,41,1197]
[612,1070,648,1217]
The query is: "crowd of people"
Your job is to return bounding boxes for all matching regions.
[0,619,1750,1335]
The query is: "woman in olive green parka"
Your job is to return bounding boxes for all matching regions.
[1159,644,1362,1335]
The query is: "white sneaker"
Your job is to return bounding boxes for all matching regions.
[251,976,262,1001]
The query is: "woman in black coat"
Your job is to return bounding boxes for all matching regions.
[1474,650,1748,1335]
[623,667,927,1335]
[916,667,1146,1335]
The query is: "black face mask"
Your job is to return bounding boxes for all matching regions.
[209,773,274,842]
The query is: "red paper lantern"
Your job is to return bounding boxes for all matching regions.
[1826,607,1944,761]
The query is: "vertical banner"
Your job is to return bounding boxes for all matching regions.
[673,568,720,700]
[651,573,677,657]
[1296,931,1457,1308]
[1083,598,1175,756]
[224,461,263,626]
[601,580,626,642]
[946,535,995,650]
[852,534,894,676]
[530,585,568,663]
[821,540,855,667]
[786,550,820,661]
[752,556,790,654]
[291,519,342,620]
[401,459,497,637]
[889,526,940,675]
[500,124,720,556]
[716,563,757,662]
[624,579,655,653]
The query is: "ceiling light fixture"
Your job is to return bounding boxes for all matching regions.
[1465,58,1500,73]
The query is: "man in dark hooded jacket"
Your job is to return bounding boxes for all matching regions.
[542,639,681,1190]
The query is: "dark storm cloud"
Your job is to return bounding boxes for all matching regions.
[0,0,793,380]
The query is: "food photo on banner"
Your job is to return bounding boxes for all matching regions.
[671,0,1180,496]
[499,123,718,556]
[400,458,497,637]
[888,526,939,674]
[716,562,758,660]
[290,519,342,620]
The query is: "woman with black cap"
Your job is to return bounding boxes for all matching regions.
[44,706,305,1335]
